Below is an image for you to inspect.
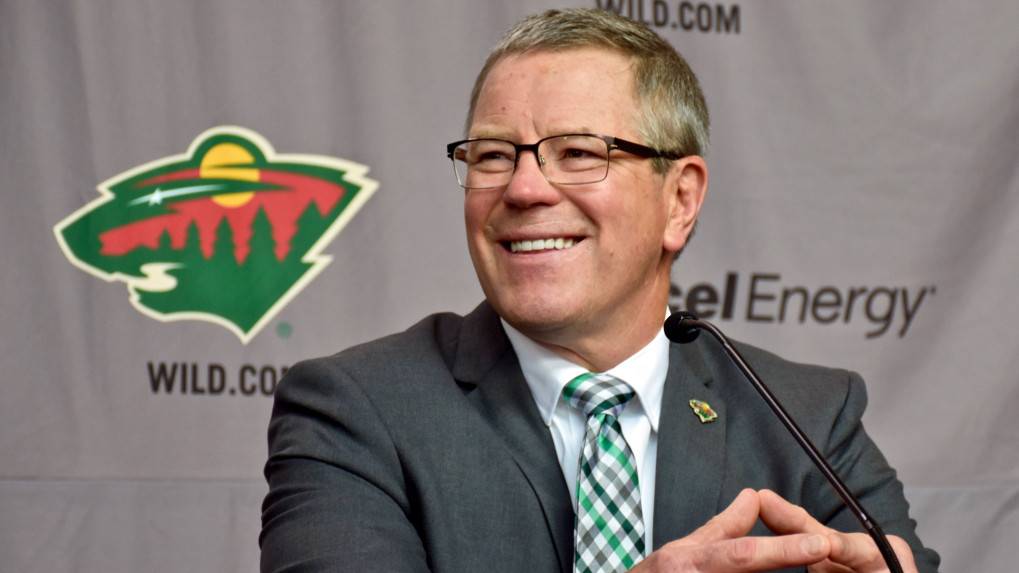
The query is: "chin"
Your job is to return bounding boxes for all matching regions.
[491,295,583,337]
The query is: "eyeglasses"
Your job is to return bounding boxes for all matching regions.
[445,133,684,189]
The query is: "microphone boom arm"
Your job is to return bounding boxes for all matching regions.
[665,312,904,573]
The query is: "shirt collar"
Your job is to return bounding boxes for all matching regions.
[501,316,670,433]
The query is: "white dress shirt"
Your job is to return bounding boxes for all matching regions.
[501,318,670,554]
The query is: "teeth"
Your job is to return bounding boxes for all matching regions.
[510,237,576,253]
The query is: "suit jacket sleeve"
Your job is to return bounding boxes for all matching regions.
[815,371,940,572]
[259,358,431,573]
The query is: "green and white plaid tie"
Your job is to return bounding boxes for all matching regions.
[564,372,645,573]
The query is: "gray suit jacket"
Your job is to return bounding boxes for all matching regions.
[260,302,939,572]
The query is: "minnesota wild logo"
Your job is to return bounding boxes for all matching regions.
[54,126,377,343]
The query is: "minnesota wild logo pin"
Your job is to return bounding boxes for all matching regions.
[688,399,718,423]
[54,126,377,343]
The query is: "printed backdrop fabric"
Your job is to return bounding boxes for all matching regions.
[1,1,1016,571]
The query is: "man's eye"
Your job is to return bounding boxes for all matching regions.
[475,151,511,163]
[467,145,514,165]
[563,148,594,159]
[559,147,606,162]
[467,148,515,172]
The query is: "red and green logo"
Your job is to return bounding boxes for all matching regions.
[54,126,377,343]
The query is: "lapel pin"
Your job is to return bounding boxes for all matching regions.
[688,399,718,424]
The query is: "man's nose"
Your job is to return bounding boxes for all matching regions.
[502,150,561,208]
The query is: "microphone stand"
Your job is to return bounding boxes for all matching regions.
[664,312,904,573]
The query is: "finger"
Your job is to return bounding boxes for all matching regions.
[827,532,918,572]
[681,489,761,545]
[757,489,832,536]
[692,533,830,572]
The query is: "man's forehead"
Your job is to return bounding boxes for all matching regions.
[493,47,635,77]
[469,48,640,138]
[472,48,636,109]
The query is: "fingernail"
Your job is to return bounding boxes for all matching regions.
[801,535,825,555]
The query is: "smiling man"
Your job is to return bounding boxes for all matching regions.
[461,45,693,373]
[260,9,939,573]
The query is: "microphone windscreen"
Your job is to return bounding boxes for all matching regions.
[664,312,700,344]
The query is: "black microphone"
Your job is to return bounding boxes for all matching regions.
[664,311,904,573]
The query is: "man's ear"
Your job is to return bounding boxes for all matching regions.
[662,155,708,254]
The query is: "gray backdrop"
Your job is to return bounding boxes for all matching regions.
[2,1,1016,571]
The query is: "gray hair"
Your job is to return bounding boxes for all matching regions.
[466,8,710,173]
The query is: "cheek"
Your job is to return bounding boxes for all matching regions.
[464,192,502,259]
[614,196,668,258]
[463,193,489,234]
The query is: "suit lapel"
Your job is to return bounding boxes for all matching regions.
[652,338,728,549]
[453,303,574,573]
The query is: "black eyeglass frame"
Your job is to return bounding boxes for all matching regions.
[445,133,685,189]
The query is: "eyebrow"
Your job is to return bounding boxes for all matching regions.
[467,127,600,141]
[468,129,515,140]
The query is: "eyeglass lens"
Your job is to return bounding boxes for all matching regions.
[452,135,610,189]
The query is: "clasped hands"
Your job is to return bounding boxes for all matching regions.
[631,489,917,572]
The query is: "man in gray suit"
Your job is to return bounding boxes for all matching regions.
[260,9,939,573]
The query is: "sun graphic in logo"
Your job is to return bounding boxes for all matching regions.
[203,142,259,207]
[54,126,378,343]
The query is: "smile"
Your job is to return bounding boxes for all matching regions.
[508,237,579,253]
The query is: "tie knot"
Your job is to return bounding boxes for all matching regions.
[563,372,635,418]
